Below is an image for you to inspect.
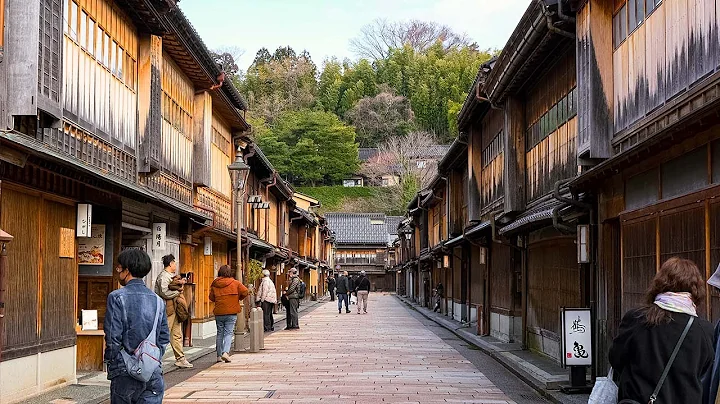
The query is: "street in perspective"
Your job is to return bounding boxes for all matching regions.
[1,0,720,403]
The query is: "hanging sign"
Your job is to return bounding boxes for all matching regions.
[76,204,93,237]
[78,224,105,265]
[59,228,75,258]
[152,223,166,251]
[204,236,213,256]
[561,308,592,367]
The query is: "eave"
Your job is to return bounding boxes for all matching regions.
[437,137,468,173]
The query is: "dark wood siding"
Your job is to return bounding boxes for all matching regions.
[470,245,485,306]
[527,236,580,335]
[481,110,505,211]
[621,217,657,313]
[490,243,513,312]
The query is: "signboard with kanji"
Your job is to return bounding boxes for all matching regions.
[561,308,592,367]
[152,223,166,251]
[76,204,93,237]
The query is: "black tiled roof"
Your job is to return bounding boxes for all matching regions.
[325,213,390,245]
[386,216,403,236]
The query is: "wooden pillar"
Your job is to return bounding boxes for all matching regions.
[504,96,526,214]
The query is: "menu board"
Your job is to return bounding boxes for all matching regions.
[78,224,105,265]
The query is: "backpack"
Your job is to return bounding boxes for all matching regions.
[121,296,164,382]
[298,281,307,299]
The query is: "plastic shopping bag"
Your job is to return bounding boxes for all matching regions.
[588,367,618,404]
[350,294,357,304]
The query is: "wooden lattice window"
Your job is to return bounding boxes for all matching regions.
[211,115,232,196]
[161,55,194,182]
[621,216,657,313]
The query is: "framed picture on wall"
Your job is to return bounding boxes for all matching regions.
[78,224,106,265]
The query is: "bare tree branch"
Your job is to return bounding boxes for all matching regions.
[350,19,477,61]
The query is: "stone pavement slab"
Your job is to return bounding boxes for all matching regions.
[164,294,517,403]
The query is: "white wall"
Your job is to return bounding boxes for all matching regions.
[0,346,77,403]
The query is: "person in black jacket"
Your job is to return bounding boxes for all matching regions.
[326,275,336,301]
[335,271,350,314]
[609,257,714,404]
[355,271,371,314]
[348,275,356,304]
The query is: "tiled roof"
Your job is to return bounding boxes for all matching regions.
[386,216,404,236]
[325,213,390,245]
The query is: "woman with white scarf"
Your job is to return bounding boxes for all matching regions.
[256,270,277,332]
[609,257,713,404]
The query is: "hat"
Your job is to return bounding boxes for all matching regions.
[262,269,270,277]
[360,270,366,275]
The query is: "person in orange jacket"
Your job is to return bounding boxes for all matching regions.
[209,265,249,363]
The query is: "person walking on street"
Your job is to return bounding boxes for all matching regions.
[326,274,336,301]
[610,257,713,404]
[256,269,277,332]
[283,268,302,330]
[433,282,444,313]
[348,274,356,305]
[335,271,350,313]
[154,254,192,369]
[209,265,249,363]
[355,270,371,314]
[105,249,169,404]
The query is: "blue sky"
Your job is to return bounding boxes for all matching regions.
[180,0,530,71]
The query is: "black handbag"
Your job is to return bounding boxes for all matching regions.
[618,316,694,404]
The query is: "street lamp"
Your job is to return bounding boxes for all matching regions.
[228,145,250,352]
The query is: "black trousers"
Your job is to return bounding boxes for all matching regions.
[330,289,336,301]
[261,301,274,331]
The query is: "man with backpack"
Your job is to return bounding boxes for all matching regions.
[283,268,302,330]
[105,249,169,403]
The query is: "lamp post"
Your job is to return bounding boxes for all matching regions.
[228,145,250,352]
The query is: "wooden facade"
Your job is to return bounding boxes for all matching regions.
[0,1,322,401]
[392,0,720,382]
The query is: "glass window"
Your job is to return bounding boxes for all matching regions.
[104,33,110,67]
[111,42,117,74]
[629,0,637,30]
[636,0,645,25]
[80,11,87,48]
[88,20,94,55]
[63,0,69,34]
[70,1,78,41]
[118,49,124,80]
[620,4,628,40]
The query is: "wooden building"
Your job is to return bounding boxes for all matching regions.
[571,0,720,373]
[395,0,720,381]
[326,213,399,291]
[0,1,305,401]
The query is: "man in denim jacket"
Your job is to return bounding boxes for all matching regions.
[105,249,170,403]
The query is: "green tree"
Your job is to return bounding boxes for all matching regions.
[256,110,359,186]
[240,46,318,122]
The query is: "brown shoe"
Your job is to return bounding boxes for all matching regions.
[221,352,232,363]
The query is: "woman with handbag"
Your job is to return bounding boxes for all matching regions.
[609,257,714,403]
[209,265,249,363]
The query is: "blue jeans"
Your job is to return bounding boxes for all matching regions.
[110,368,164,403]
[337,293,349,311]
[215,314,237,357]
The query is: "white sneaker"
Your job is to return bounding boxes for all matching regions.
[175,358,194,368]
[221,352,232,363]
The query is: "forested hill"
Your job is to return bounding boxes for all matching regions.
[212,19,494,213]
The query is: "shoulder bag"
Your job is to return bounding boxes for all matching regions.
[618,316,695,404]
[121,296,164,382]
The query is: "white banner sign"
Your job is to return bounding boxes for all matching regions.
[76,204,93,237]
[561,308,592,367]
[152,223,166,251]
[204,236,213,256]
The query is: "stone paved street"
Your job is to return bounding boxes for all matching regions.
[164,294,520,403]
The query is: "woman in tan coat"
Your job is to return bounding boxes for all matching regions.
[209,265,249,363]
